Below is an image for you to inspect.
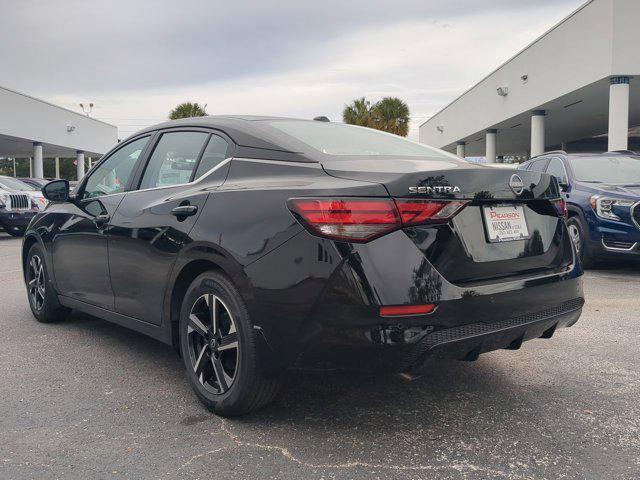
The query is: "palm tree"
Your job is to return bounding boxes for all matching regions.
[342,97,373,127]
[371,97,410,137]
[169,102,208,120]
[343,96,410,136]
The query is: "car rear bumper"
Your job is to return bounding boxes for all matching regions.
[246,227,584,372]
[295,298,583,372]
[292,230,583,372]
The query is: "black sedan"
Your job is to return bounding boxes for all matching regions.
[23,116,584,416]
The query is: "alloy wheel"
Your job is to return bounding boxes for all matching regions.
[568,224,581,254]
[187,294,239,394]
[28,255,45,311]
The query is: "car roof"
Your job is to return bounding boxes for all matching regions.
[131,116,322,162]
[532,151,640,160]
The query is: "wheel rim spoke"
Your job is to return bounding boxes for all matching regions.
[218,332,238,352]
[193,345,209,379]
[188,314,209,338]
[209,294,219,335]
[211,357,228,392]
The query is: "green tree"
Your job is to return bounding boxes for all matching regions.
[343,96,410,136]
[342,97,373,127]
[371,97,410,137]
[169,102,208,120]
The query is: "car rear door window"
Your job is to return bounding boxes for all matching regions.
[139,131,209,189]
[83,136,149,199]
[193,134,229,180]
[546,158,568,185]
[528,159,548,172]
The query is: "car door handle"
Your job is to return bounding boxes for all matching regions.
[93,213,110,227]
[171,205,198,217]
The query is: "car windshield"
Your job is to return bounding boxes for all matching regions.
[570,156,640,184]
[0,177,36,191]
[267,120,456,158]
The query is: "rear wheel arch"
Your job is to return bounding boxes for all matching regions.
[167,252,254,353]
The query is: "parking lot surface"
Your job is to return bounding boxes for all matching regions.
[1,233,639,479]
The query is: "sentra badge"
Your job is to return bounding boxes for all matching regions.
[409,186,461,194]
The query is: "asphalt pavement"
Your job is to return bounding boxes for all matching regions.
[1,233,638,479]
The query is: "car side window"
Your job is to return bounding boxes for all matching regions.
[193,134,230,180]
[546,158,568,185]
[139,131,210,189]
[82,136,149,199]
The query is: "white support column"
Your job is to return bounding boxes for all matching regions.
[456,141,466,158]
[530,110,546,157]
[608,76,630,152]
[33,143,43,178]
[55,157,60,178]
[485,129,497,164]
[29,157,33,177]
[88,156,92,170]
[76,150,85,180]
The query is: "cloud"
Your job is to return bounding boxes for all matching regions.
[1,0,585,138]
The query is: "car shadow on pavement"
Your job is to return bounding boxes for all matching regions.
[60,309,523,431]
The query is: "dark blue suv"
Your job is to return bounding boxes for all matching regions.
[519,151,640,267]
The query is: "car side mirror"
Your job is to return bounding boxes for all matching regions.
[559,182,569,192]
[42,179,70,202]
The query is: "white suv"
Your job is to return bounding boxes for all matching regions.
[0,176,45,236]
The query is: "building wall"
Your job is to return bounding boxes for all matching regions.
[0,86,117,155]
[418,0,637,150]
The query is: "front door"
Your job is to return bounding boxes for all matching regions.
[108,130,231,325]
[51,136,150,309]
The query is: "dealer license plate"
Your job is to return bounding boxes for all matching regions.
[482,205,529,243]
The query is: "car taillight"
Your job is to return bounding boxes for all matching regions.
[552,199,568,219]
[394,199,468,226]
[380,304,437,317]
[287,198,468,242]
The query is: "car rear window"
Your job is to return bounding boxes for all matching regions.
[267,120,456,159]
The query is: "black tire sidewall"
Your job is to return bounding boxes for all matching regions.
[567,216,591,267]
[179,271,257,414]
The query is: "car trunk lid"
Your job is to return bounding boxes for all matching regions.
[322,158,572,285]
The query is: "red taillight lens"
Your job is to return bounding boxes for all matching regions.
[394,199,468,226]
[288,198,468,242]
[552,199,568,219]
[380,304,437,317]
[287,198,400,242]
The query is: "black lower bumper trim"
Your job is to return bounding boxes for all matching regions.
[403,298,584,371]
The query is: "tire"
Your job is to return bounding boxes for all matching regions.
[25,243,71,323]
[566,216,593,268]
[179,271,282,416]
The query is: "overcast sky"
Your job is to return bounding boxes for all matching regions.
[0,0,584,139]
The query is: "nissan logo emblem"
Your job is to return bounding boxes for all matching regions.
[509,174,525,195]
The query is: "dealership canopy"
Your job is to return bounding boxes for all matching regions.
[0,85,117,178]
[419,0,640,160]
